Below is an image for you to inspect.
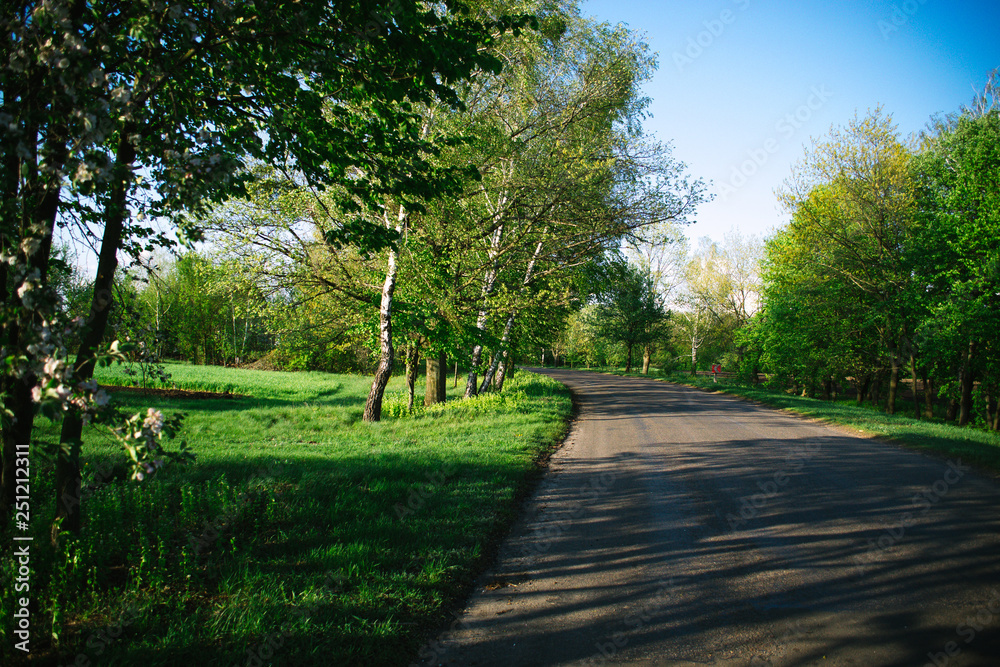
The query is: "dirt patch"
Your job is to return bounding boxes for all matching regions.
[102,385,245,400]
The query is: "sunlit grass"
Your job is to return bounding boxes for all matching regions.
[2,364,571,666]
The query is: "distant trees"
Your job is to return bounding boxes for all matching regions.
[747,78,1000,429]
[107,253,272,367]
[588,259,667,373]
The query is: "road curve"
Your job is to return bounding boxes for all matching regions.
[414,369,1000,667]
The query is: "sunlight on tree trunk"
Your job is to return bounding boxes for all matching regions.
[364,205,406,422]
[425,351,447,406]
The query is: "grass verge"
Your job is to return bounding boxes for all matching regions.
[580,366,1000,475]
[2,363,572,666]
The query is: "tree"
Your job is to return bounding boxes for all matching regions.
[756,224,881,398]
[910,102,1000,426]
[1,0,526,532]
[775,108,916,414]
[588,258,667,373]
[624,222,689,373]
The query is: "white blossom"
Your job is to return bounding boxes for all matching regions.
[74,162,94,183]
[111,86,131,104]
[20,236,42,256]
[43,357,61,377]
[143,408,165,434]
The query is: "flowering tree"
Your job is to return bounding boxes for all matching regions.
[1,0,525,536]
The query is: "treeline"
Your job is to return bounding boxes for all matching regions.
[548,230,762,376]
[200,5,705,419]
[744,94,1000,429]
[61,249,373,372]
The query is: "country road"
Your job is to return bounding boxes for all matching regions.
[415,369,1000,667]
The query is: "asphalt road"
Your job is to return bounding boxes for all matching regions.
[414,369,1000,667]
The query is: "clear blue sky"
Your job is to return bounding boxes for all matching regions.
[581,0,1000,244]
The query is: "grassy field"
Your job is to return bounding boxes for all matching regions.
[587,366,1000,475]
[2,363,572,666]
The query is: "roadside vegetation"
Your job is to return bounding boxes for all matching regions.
[0,365,571,665]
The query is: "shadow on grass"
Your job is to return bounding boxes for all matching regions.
[5,374,571,667]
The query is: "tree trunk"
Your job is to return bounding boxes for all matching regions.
[2,121,62,526]
[55,133,136,540]
[625,344,633,373]
[870,371,882,408]
[854,374,871,407]
[464,328,487,398]
[453,360,459,388]
[909,354,921,420]
[496,353,509,392]
[887,356,900,416]
[440,354,448,401]
[425,351,447,406]
[481,314,514,393]
[642,345,651,375]
[958,341,976,427]
[363,205,406,422]
[405,343,420,413]
[922,371,935,420]
[464,223,505,398]
[481,233,545,391]
[946,398,959,422]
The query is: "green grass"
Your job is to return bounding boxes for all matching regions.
[2,363,572,666]
[584,365,1000,474]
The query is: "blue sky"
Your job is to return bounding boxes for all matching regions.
[580,0,1000,244]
